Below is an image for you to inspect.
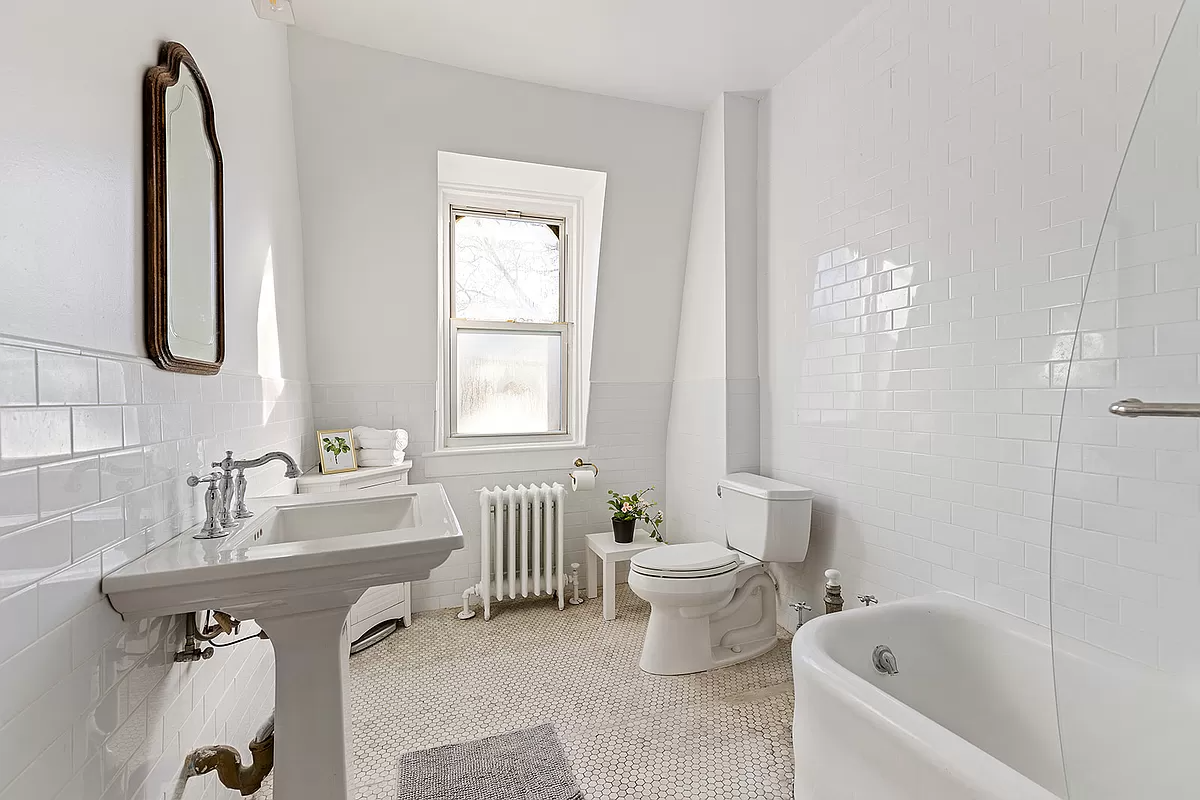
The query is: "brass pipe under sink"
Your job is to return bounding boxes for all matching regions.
[186,715,274,796]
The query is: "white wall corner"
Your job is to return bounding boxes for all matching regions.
[665,93,763,543]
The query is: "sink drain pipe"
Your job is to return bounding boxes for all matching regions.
[185,714,275,796]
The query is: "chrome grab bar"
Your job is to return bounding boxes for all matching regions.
[1109,398,1200,418]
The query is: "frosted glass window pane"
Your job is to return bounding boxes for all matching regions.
[455,332,562,435]
[454,216,561,323]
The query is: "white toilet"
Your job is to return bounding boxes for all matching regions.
[628,473,812,676]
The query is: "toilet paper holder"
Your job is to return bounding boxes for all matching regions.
[573,458,599,477]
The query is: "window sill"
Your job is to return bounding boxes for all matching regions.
[422,442,589,479]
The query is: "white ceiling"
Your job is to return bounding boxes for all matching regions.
[290,0,870,110]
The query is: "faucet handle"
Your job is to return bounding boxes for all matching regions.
[187,471,222,489]
[791,601,812,631]
[858,594,878,607]
[233,470,254,520]
[188,472,229,540]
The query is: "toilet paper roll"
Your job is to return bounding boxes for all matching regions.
[569,469,596,492]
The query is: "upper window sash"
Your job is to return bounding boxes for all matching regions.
[450,205,567,325]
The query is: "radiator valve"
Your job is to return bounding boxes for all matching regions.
[567,563,584,606]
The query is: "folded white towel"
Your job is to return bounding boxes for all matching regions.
[351,426,409,450]
[359,453,406,467]
[359,447,405,461]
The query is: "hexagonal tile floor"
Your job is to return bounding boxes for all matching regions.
[253,585,795,799]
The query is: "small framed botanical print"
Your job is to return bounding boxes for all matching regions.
[317,429,358,474]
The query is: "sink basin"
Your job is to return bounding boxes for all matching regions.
[243,494,421,546]
[102,481,464,800]
[104,482,461,620]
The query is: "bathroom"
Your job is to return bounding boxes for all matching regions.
[1,0,1198,798]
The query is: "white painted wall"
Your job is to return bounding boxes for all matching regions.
[665,94,761,545]
[722,96,763,478]
[0,2,309,381]
[723,95,761,385]
[289,28,702,387]
[290,30,701,610]
[666,98,729,543]
[672,99,729,385]
[758,0,1192,669]
[0,3,312,799]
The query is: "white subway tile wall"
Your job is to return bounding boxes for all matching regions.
[761,0,1197,671]
[0,339,314,800]
[312,381,670,611]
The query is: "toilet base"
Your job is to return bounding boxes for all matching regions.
[639,606,715,675]
[636,569,782,676]
[710,633,778,671]
[638,608,779,675]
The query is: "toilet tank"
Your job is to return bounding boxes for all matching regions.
[718,473,813,562]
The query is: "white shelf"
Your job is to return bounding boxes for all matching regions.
[296,461,412,493]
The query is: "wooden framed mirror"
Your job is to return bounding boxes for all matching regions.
[145,42,224,375]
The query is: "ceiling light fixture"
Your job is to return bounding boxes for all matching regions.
[251,0,296,25]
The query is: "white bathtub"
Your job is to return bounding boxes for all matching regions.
[792,592,1199,799]
[792,593,1064,799]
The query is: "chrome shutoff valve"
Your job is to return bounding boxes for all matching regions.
[791,601,812,630]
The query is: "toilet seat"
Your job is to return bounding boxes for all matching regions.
[631,542,741,579]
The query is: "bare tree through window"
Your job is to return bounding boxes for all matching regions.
[449,210,567,437]
[454,216,560,323]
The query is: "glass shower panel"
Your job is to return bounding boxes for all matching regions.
[1051,3,1200,797]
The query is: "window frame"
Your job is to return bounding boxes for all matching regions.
[437,185,583,452]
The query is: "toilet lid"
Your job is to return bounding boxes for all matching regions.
[631,542,741,578]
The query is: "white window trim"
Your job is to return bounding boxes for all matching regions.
[436,183,586,455]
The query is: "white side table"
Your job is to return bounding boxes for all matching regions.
[585,530,662,621]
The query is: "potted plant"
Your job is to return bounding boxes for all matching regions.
[607,487,665,544]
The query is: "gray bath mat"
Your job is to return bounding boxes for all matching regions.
[395,723,584,800]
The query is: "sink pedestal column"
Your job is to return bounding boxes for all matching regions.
[259,604,356,800]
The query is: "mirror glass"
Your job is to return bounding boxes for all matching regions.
[164,65,219,363]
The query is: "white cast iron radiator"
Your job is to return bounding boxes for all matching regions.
[468,483,567,621]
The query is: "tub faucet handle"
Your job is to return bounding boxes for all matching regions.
[858,594,878,607]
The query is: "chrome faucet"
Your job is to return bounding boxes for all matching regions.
[187,472,227,539]
[858,594,879,607]
[212,450,302,526]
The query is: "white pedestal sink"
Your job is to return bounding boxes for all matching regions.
[103,482,464,800]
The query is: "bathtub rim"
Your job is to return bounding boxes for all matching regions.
[792,592,1062,800]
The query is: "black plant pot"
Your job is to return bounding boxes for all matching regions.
[612,517,635,544]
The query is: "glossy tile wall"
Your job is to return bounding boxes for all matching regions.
[312,381,671,611]
[759,0,1191,667]
[1052,2,1200,673]
[0,339,314,800]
